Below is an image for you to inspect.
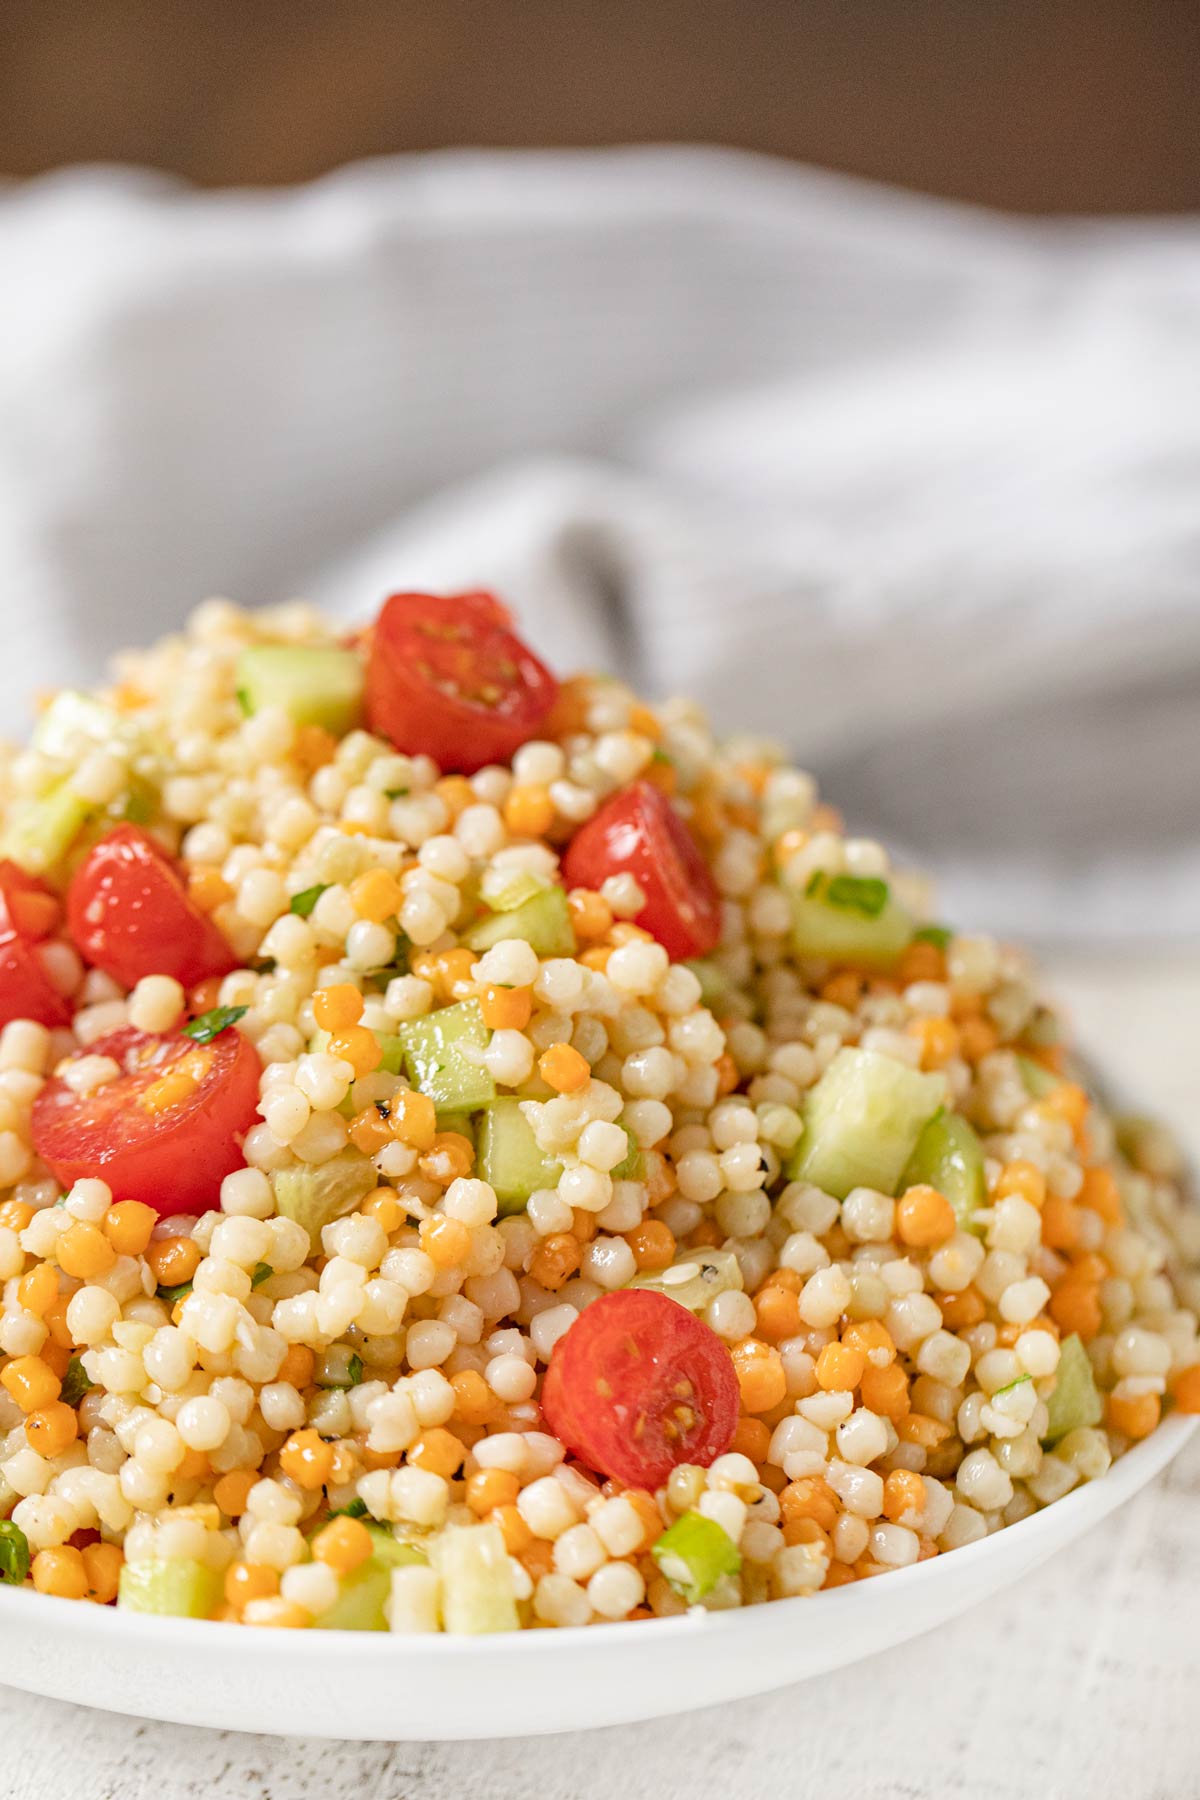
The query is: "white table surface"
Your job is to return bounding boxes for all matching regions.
[3,950,1197,1800]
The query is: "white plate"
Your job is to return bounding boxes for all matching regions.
[0,1413,1192,1741]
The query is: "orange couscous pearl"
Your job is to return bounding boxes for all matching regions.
[841,1320,896,1364]
[328,1025,384,1078]
[624,1219,676,1272]
[538,1043,591,1094]
[503,785,555,837]
[1108,1390,1160,1440]
[937,1286,987,1331]
[860,1362,911,1420]
[493,1504,533,1555]
[0,1198,34,1232]
[882,1469,926,1521]
[17,1262,59,1317]
[896,1185,957,1248]
[815,1341,867,1392]
[995,1160,1047,1208]
[311,1515,375,1575]
[909,1016,960,1070]
[81,1541,123,1604]
[145,1236,203,1287]
[566,889,613,941]
[32,1547,89,1600]
[1048,1278,1103,1341]
[409,1429,465,1478]
[1172,1365,1200,1413]
[420,1214,472,1269]
[526,1231,583,1292]
[466,1468,521,1516]
[1,1356,61,1413]
[478,984,534,1031]
[387,1088,438,1151]
[278,1429,336,1490]
[224,1561,280,1608]
[419,1132,475,1183]
[349,868,405,923]
[103,1201,158,1257]
[753,1283,803,1343]
[348,1106,393,1156]
[450,1369,494,1427]
[730,1416,772,1463]
[276,1344,316,1389]
[780,1476,840,1535]
[213,1470,259,1517]
[312,983,364,1033]
[361,1187,405,1233]
[56,1221,117,1281]
[730,1338,788,1413]
[25,1400,78,1457]
[1078,1165,1122,1224]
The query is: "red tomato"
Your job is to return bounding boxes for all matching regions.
[561,781,721,961]
[365,591,558,774]
[0,861,71,1028]
[0,934,72,1029]
[66,826,238,991]
[0,861,61,941]
[539,1289,739,1487]
[31,1025,262,1217]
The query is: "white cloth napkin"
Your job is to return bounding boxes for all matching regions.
[2,148,1198,940]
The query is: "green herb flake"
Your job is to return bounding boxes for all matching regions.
[824,874,890,918]
[157,1280,194,1305]
[289,883,328,918]
[992,1374,1034,1398]
[251,1262,274,1288]
[914,924,953,950]
[346,1353,364,1387]
[235,688,252,716]
[384,787,410,800]
[0,1520,30,1586]
[59,1356,94,1407]
[326,1497,369,1521]
[183,1004,249,1045]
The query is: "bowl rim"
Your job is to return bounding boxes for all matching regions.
[0,1412,1192,1660]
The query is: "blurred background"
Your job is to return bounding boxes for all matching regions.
[0,1,1197,1000]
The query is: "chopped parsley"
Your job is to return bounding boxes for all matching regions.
[806,870,890,918]
[326,1497,369,1521]
[289,884,328,918]
[157,1280,193,1305]
[914,924,953,950]
[59,1357,94,1407]
[183,1004,248,1045]
[0,1521,30,1586]
[251,1263,274,1288]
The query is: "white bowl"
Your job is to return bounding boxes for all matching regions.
[0,1413,1192,1741]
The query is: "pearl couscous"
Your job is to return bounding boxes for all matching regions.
[0,586,1195,1634]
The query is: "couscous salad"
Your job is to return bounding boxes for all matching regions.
[0,589,1194,1634]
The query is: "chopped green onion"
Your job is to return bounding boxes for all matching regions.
[319,1346,365,1389]
[822,874,890,918]
[651,1511,741,1603]
[183,1004,248,1045]
[992,1374,1033,1398]
[250,1262,274,1288]
[384,787,409,800]
[59,1356,94,1407]
[289,884,328,918]
[235,688,252,716]
[119,788,156,825]
[345,1353,364,1387]
[913,924,953,950]
[157,1280,193,1305]
[0,1520,31,1586]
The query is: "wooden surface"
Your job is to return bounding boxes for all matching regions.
[1,0,1199,212]
[0,951,1195,1799]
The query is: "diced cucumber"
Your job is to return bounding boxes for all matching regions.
[397,1001,495,1112]
[313,1525,425,1631]
[788,873,914,972]
[235,645,364,736]
[786,1048,946,1200]
[117,1558,222,1619]
[685,958,733,1014]
[272,1148,377,1250]
[631,1245,744,1311]
[478,866,551,913]
[1016,1054,1059,1100]
[901,1111,987,1232]
[435,1111,476,1144]
[1042,1333,1103,1444]
[432,1523,519,1635]
[477,1098,562,1216]
[377,1034,405,1076]
[0,782,93,875]
[464,887,576,957]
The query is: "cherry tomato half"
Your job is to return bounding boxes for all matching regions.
[540,1289,739,1487]
[365,591,558,775]
[561,781,721,961]
[67,826,238,992]
[31,1025,262,1217]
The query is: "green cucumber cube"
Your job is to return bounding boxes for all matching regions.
[0,782,93,875]
[1042,1334,1103,1444]
[235,645,364,736]
[117,1558,222,1619]
[789,876,914,972]
[272,1149,378,1250]
[313,1526,426,1631]
[477,1099,562,1216]
[397,1001,496,1112]
[901,1111,987,1232]
[464,887,576,957]
[432,1523,519,1635]
[787,1048,946,1200]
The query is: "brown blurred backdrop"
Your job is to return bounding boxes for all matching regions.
[1,0,1198,212]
